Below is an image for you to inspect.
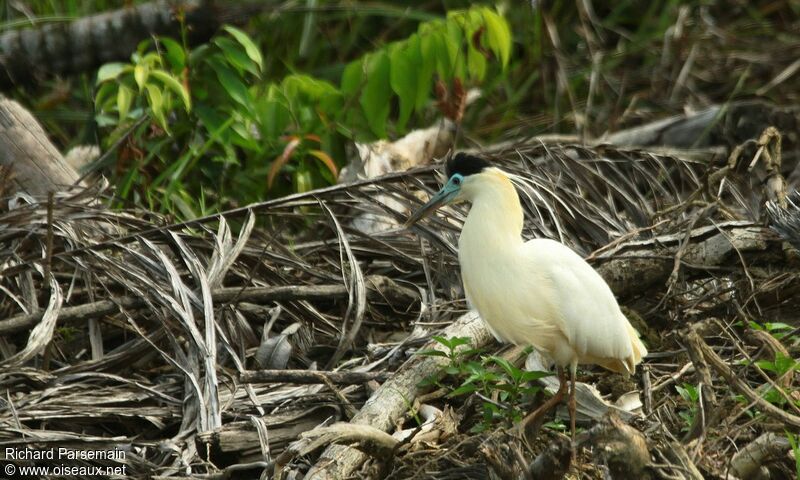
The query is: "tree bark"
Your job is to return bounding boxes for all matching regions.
[0,1,277,90]
[0,96,83,195]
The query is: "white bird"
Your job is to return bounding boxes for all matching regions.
[406,152,647,446]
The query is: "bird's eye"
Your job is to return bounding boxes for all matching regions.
[452,176,462,186]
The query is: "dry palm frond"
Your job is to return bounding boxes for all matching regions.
[0,139,793,477]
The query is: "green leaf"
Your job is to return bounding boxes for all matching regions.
[97,63,127,83]
[116,85,134,121]
[481,8,512,67]
[134,64,148,90]
[214,36,260,77]
[359,51,391,138]
[520,371,552,382]
[488,356,516,378]
[449,384,479,397]
[432,335,471,350]
[765,322,792,332]
[389,43,418,130]
[159,37,186,69]
[195,103,232,145]
[256,86,291,138]
[416,33,436,111]
[444,20,464,79]
[341,58,364,97]
[416,349,448,358]
[467,43,487,81]
[95,81,119,111]
[210,61,251,108]
[150,70,191,111]
[144,84,168,132]
[223,25,263,71]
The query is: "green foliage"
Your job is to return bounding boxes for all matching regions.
[95,40,191,132]
[787,431,800,480]
[675,383,700,431]
[91,6,511,216]
[419,336,550,432]
[735,320,800,413]
[748,320,796,340]
[755,352,800,408]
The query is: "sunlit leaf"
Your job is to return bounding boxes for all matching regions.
[214,36,260,77]
[467,43,487,81]
[223,25,263,71]
[150,70,192,111]
[360,51,391,138]
[116,85,134,121]
[144,84,168,132]
[158,37,186,69]
[97,63,127,83]
[134,64,148,90]
[481,8,512,67]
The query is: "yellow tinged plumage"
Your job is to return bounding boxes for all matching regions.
[456,168,647,374]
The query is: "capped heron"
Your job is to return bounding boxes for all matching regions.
[406,153,647,446]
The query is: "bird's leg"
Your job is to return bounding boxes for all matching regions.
[519,367,568,448]
[568,362,578,462]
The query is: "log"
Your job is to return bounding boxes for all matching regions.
[240,369,390,385]
[595,223,778,297]
[0,96,83,195]
[0,1,285,89]
[602,101,799,152]
[730,432,791,479]
[198,405,341,462]
[302,311,490,479]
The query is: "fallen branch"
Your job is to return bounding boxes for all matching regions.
[0,274,418,335]
[303,311,491,480]
[240,369,390,385]
[730,432,791,479]
[689,329,800,428]
[595,223,777,297]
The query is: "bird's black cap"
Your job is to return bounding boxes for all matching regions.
[445,153,490,178]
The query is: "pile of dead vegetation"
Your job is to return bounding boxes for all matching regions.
[1,98,800,479]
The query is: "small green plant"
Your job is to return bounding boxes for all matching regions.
[754,352,800,408]
[417,335,479,372]
[787,431,800,480]
[419,336,550,432]
[95,37,192,133]
[675,383,700,431]
[748,320,796,341]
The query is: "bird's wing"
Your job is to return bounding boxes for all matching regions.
[521,239,634,364]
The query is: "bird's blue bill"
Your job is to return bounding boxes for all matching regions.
[404,179,461,227]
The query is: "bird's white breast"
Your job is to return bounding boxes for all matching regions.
[453,167,646,372]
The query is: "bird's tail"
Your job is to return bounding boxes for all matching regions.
[626,324,648,373]
[767,191,800,251]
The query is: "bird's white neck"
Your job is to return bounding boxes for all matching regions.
[460,169,524,251]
